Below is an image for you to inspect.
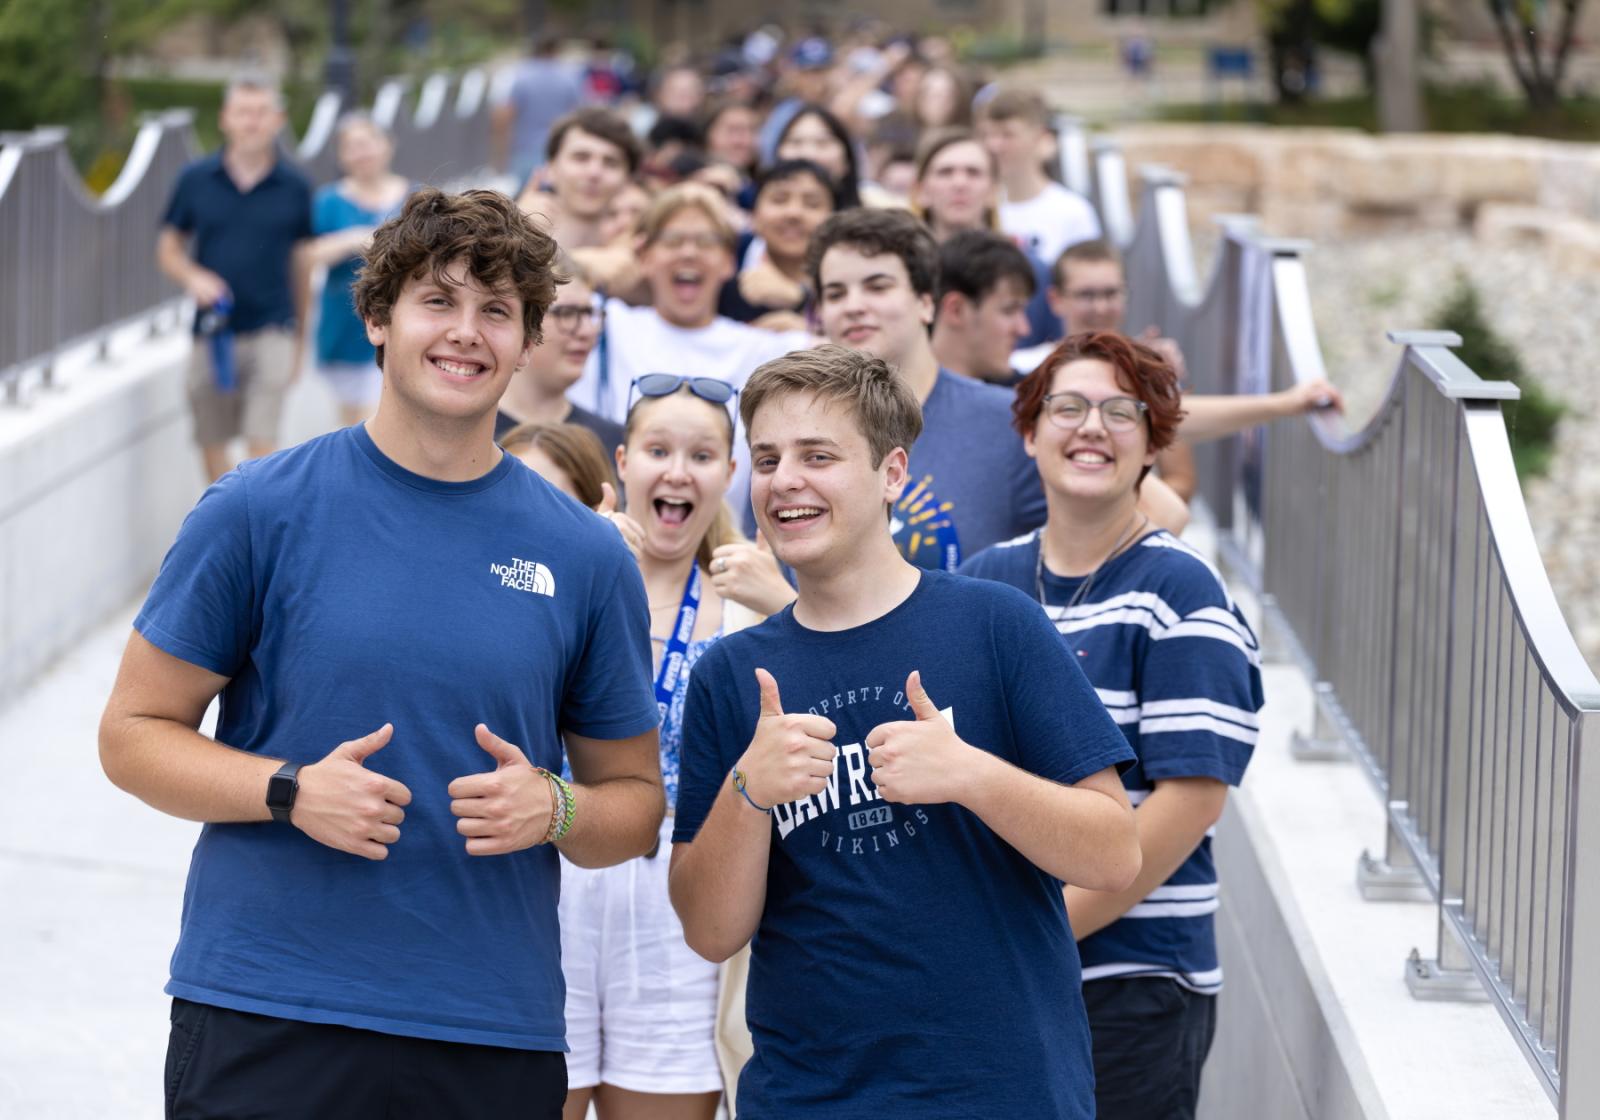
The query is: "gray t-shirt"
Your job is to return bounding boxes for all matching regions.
[895,369,1048,571]
[506,60,586,181]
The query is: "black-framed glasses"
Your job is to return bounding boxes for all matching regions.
[1041,391,1148,433]
[547,304,603,332]
[626,374,739,416]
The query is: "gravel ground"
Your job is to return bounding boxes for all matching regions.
[1294,232,1600,673]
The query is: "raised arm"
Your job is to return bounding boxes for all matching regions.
[1179,380,1345,443]
[867,672,1141,890]
[670,667,836,962]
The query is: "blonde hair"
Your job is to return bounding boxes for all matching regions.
[636,183,738,253]
[622,387,744,570]
[500,422,614,509]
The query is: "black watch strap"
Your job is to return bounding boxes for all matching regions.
[267,761,302,824]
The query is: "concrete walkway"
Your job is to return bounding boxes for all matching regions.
[0,600,195,1118]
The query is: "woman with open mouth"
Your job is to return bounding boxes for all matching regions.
[557,373,779,1120]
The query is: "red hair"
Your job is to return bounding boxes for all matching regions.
[1012,330,1185,453]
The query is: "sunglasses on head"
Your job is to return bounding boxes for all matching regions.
[627,374,738,415]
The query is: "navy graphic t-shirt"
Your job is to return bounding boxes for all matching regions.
[674,570,1133,1118]
[961,529,1264,994]
[895,370,1047,571]
[135,425,658,1050]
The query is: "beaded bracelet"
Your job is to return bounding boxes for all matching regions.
[536,769,578,844]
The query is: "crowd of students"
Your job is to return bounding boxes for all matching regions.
[126,26,1350,1120]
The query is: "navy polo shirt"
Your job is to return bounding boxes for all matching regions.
[162,151,313,333]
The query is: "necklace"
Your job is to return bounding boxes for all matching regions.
[1034,510,1149,612]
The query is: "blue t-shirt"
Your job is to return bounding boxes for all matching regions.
[960,529,1264,993]
[312,185,407,365]
[895,370,1047,571]
[134,425,658,1050]
[674,570,1134,1118]
[162,152,313,333]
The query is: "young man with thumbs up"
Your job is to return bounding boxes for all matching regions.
[669,345,1141,1118]
[100,189,663,1118]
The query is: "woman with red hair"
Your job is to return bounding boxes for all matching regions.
[960,330,1264,1120]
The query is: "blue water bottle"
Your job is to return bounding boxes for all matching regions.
[199,295,236,393]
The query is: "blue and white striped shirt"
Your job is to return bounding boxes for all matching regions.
[961,528,1263,993]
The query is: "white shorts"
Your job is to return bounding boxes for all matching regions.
[317,360,383,408]
[560,816,722,1094]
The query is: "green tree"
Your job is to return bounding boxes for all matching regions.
[1255,0,1382,102]
[1433,273,1566,480]
[1486,0,1588,109]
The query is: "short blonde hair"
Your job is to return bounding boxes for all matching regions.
[741,344,922,468]
[636,183,738,254]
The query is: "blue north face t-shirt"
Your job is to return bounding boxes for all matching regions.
[134,425,658,1050]
[961,529,1264,994]
[895,370,1047,572]
[674,569,1134,1118]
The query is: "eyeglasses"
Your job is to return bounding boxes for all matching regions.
[1066,286,1125,305]
[547,304,603,332]
[1040,391,1148,433]
[626,374,739,416]
[652,232,728,252]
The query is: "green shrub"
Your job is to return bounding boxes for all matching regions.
[1432,273,1566,480]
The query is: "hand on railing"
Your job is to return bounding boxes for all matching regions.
[1279,378,1344,417]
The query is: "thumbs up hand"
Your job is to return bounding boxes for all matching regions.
[734,668,838,809]
[293,723,413,860]
[447,724,555,856]
[709,530,797,617]
[596,482,645,562]
[866,672,970,805]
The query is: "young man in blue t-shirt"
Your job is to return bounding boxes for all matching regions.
[102,189,664,1118]
[669,344,1141,1118]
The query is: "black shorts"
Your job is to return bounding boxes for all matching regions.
[1083,977,1218,1120]
[165,998,567,1119]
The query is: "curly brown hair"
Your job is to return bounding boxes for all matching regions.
[353,188,561,368]
[1012,330,1185,455]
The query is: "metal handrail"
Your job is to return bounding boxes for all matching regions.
[0,69,493,403]
[1089,144,1600,1115]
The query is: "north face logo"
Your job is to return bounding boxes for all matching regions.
[489,557,555,597]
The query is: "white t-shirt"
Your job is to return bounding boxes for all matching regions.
[1010,339,1060,376]
[1000,182,1102,272]
[572,300,812,525]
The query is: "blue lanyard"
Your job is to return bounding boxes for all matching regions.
[654,564,702,721]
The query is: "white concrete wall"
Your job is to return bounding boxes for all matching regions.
[0,326,204,705]
[1199,641,1557,1119]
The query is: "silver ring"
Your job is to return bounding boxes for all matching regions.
[713,558,727,573]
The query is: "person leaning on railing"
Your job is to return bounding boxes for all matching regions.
[961,330,1266,1120]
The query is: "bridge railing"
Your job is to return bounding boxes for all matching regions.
[1075,134,1600,1115]
[0,70,493,405]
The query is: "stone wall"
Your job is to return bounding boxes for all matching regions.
[1112,123,1600,266]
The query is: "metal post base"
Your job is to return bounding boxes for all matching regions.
[1289,730,1348,761]
[1404,948,1489,1002]
[1357,849,1431,902]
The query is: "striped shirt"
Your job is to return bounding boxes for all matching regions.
[960,528,1263,993]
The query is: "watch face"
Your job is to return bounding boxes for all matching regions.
[267,769,297,810]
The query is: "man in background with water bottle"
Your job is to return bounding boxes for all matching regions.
[157,75,313,481]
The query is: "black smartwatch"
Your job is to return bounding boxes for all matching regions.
[266,761,302,824]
